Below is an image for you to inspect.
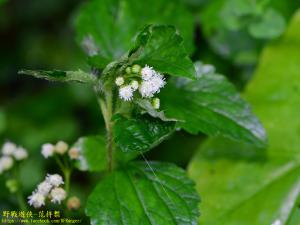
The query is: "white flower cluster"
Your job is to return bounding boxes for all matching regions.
[0,141,28,174]
[41,141,80,160]
[115,64,165,109]
[28,174,66,208]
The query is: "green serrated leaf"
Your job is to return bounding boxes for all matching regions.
[188,10,300,225]
[130,25,196,79]
[249,8,286,39]
[75,0,194,60]
[159,67,266,148]
[113,114,175,153]
[19,69,96,84]
[86,161,200,225]
[72,135,138,171]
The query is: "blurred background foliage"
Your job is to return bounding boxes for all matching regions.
[1,0,300,219]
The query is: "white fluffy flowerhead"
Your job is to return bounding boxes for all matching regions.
[139,73,165,98]
[149,73,166,92]
[139,81,155,98]
[13,147,28,161]
[28,192,45,208]
[130,80,139,91]
[119,85,134,101]
[0,156,14,171]
[55,141,68,155]
[50,187,66,204]
[2,142,17,155]
[141,65,155,81]
[37,181,52,196]
[115,77,124,86]
[41,143,55,158]
[46,174,64,187]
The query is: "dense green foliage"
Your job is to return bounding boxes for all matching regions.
[1,0,300,224]
[188,10,300,225]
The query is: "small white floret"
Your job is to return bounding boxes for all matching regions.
[41,143,55,158]
[139,81,155,98]
[13,147,28,161]
[28,192,45,208]
[115,77,124,86]
[130,80,139,91]
[141,65,155,81]
[119,85,134,101]
[0,156,14,171]
[37,181,52,196]
[46,174,64,187]
[50,187,67,204]
[149,73,166,93]
[2,142,17,155]
[55,141,68,155]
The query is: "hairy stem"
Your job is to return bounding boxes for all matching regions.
[105,90,114,172]
[97,87,114,172]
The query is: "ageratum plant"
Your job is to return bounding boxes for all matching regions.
[18,0,267,224]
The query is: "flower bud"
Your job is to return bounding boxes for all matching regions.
[55,141,68,155]
[115,77,125,86]
[67,196,81,210]
[125,66,131,74]
[6,179,19,193]
[68,147,80,160]
[152,98,160,109]
[130,80,139,91]
[132,64,141,74]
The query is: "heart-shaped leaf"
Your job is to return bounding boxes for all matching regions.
[129,25,196,79]
[86,161,200,225]
[159,63,266,148]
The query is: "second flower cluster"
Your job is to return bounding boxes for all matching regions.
[115,64,165,109]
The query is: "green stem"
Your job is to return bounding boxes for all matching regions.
[105,90,114,172]
[13,165,27,211]
[16,187,27,211]
[64,169,71,194]
[54,155,72,194]
[54,155,65,172]
[96,86,114,172]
